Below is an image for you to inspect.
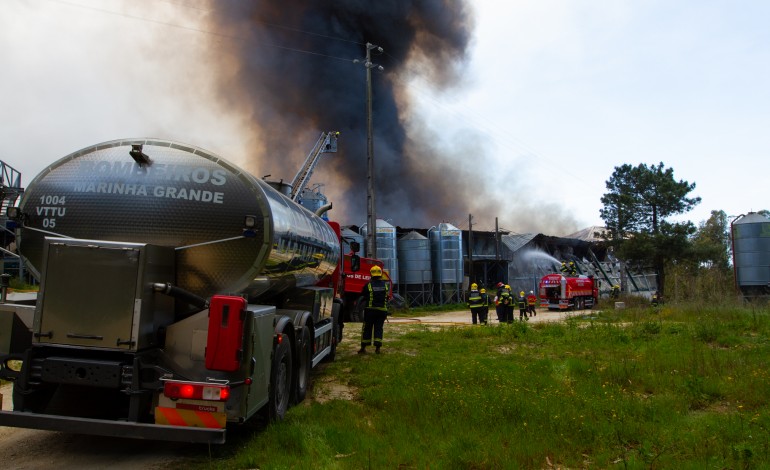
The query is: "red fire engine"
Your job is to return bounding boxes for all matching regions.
[539,273,599,310]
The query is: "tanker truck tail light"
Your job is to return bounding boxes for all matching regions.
[163,381,231,401]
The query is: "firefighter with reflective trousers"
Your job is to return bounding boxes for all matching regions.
[497,284,514,323]
[526,290,537,317]
[517,291,529,321]
[480,288,489,324]
[467,283,486,325]
[358,265,391,354]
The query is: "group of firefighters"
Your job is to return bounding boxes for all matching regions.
[466,282,537,325]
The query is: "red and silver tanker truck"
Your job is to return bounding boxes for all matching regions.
[539,273,599,310]
[0,138,376,443]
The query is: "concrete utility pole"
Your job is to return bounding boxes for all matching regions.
[355,43,384,258]
[468,213,474,283]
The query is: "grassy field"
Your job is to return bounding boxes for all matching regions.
[182,303,770,469]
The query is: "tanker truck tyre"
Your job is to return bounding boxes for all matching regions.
[293,325,312,404]
[324,303,342,363]
[351,296,365,322]
[263,333,292,422]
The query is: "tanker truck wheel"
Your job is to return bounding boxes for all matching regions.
[263,333,292,422]
[351,297,365,322]
[324,302,342,363]
[293,325,312,404]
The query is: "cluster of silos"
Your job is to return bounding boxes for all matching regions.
[732,212,770,299]
[347,221,464,306]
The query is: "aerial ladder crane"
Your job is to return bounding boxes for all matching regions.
[289,131,339,202]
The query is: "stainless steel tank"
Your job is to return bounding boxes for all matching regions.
[298,186,329,215]
[397,231,432,306]
[732,212,770,298]
[397,231,432,285]
[429,223,463,284]
[361,219,399,285]
[429,223,463,303]
[16,138,340,301]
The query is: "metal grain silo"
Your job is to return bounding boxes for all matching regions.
[397,231,433,306]
[429,223,463,304]
[361,219,399,285]
[732,212,770,299]
[297,185,328,215]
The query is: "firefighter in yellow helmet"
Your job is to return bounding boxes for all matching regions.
[501,284,514,323]
[467,283,485,325]
[358,265,390,354]
[526,290,538,317]
[479,288,489,324]
[517,291,528,321]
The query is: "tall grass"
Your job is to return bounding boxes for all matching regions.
[187,305,770,469]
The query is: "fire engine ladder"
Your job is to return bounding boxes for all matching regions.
[289,131,339,202]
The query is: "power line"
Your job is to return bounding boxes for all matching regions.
[42,0,359,64]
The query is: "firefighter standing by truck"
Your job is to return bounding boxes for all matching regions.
[526,290,537,317]
[479,288,489,324]
[517,291,529,321]
[359,265,390,354]
[502,285,514,323]
[467,283,485,325]
[494,282,505,323]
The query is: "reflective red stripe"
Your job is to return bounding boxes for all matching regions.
[195,410,223,428]
[157,407,187,426]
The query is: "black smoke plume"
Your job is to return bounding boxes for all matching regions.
[205,0,484,227]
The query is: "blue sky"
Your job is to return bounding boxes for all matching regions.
[1,0,768,234]
[417,0,770,230]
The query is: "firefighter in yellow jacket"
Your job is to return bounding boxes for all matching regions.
[358,265,390,354]
[467,283,485,325]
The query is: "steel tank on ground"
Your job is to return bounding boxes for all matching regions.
[429,223,463,304]
[732,212,770,299]
[16,138,340,302]
[397,231,433,306]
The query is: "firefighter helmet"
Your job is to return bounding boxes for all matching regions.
[529,290,534,294]
[370,265,382,277]
[520,291,525,297]
[569,261,575,265]
[471,283,478,290]
[480,288,486,293]
[504,284,511,290]
[497,282,504,288]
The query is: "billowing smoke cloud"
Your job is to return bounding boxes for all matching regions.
[205,0,487,227]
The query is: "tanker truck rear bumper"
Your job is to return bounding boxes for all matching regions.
[0,409,225,443]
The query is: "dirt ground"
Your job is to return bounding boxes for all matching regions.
[388,306,587,326]
[0,383,197,470]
